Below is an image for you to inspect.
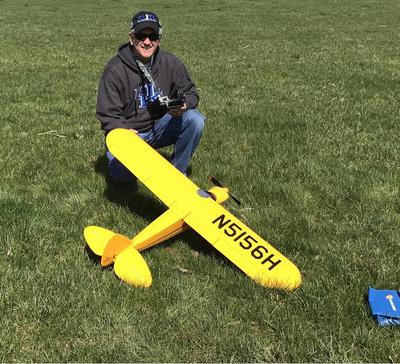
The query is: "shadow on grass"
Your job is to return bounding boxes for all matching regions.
[90,153,232,266]
[175,229,235,270]
[84,243,109,267]
[93,153,165,221]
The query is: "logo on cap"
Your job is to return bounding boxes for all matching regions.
[136,14,158,23]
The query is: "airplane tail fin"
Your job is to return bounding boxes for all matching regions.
[114,247,152,288]
[101,234,131,267]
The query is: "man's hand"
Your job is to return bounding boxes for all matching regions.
[168,103,187,117]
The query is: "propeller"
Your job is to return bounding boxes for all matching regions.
[208,176,242,206]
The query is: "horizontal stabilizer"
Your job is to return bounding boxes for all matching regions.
[84,225,116,256]
[114,247,152,287]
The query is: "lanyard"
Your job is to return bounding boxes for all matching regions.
[135,59,157,86]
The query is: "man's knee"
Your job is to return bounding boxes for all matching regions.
[183,109,205,134]
[107,151,135,183]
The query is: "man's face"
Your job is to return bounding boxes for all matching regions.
[130,27,160,62]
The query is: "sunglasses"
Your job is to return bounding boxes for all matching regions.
[134,33,160,41]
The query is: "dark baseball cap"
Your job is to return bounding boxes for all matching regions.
[130,11,161,33]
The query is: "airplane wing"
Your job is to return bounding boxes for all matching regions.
[106,129,301,290]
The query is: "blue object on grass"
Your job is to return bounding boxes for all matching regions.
[368,287,400,326]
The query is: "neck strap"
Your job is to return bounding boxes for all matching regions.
[135,58,156,86]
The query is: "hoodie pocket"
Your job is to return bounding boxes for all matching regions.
[121,95,137,118]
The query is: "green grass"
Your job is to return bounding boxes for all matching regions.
[1,0,400,361]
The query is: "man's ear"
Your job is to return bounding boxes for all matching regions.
[128,32,134,45]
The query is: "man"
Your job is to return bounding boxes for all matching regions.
[96,11,205,181]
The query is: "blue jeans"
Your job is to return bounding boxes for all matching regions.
[107,109,205,182]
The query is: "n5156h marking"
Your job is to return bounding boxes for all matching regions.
[212,214,282,271]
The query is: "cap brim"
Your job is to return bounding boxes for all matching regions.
[133,22,160,33]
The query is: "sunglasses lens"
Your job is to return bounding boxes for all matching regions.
[134,33,159,41]
[149,34,160,41]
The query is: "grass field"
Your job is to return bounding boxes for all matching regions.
[1,0,400,362]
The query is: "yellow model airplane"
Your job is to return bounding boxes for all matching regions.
[84,129,302,290]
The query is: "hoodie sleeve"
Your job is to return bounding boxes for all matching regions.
[96,71,127,133]
[171,58,199,110]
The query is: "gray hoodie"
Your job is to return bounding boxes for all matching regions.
[96,42,199,133]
